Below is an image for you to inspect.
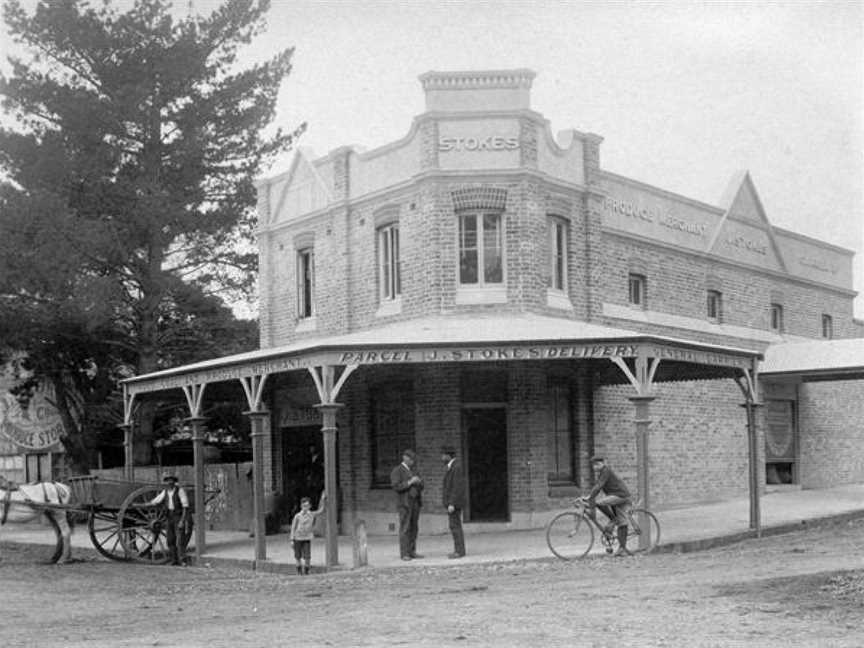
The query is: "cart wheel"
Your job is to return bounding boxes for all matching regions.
[87,510,133,562]
[118,486,172,565]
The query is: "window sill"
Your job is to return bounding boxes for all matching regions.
[296,316,317,332]
[548,484,582,498]
[455,286,507,305]
[376,298,402,318]
[546,289,573,311]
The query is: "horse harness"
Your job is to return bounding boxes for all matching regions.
[0,481,61,525]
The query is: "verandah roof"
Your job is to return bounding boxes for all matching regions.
[122,313,762,396]
[761,338,864,381]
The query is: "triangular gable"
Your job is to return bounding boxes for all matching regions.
[707,171,787,272]
[267,148,333,225]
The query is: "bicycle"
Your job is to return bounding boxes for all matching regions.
[546,496,661,560]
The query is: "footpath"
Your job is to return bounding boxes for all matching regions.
[3,483,863,573]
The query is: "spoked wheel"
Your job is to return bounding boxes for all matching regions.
[546,511,594,560]
[627,509,661,554]
[118,486,172,565]
[87,510,133,561]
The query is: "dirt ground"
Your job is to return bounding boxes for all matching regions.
[2,518,864,648]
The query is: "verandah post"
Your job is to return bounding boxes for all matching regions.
[187,416,208,559]
[315,403,343,568]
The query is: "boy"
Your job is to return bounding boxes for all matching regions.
[289,492,326,575]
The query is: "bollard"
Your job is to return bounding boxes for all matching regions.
[353,519,368,568]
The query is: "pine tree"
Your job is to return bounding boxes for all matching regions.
[0,0,304,470]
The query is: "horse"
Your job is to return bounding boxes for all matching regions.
[0,477,74,564]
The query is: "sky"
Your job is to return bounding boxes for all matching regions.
[3,0,863,317]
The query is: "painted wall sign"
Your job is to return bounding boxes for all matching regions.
[0,387,64,451]
[604,197,707,236]
[799,256,838,274]
[438,136,519,152]
[127,341,755,395]
[725,233,768,255]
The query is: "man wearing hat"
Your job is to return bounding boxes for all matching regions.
[440,445,466,559]
[390,449,424,560]
[586,456,632,556]
[150,474,190,566]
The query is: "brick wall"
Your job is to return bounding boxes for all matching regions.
[600,235,858,344]
[798,380,864,487]
[593,378,760,507]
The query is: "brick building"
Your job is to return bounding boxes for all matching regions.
[124,70,862,564]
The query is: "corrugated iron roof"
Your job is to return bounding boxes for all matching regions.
[762,337,864,375]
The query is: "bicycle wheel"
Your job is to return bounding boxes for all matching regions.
[626,509,660,553]
[546,511,594,560]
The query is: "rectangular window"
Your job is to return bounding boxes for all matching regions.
[770,303,784,332]
[548,382,573,483]
[822,314,833,339]
[707,290,722,322]
[549,218,568,291]
[628,273,646,308]
[459,212,503,286]
[378,223,401,301]
[370,381,414,486]
[297,248,314,319]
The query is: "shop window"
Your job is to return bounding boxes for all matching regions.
[377,223,401,301]
[548,217,568,292]
[296,247,314,319]
[548,382,574,484]
[706,290,722,322]
[370,381,415,487]
[628,273,646,308]
[770,303,784,333]
[821,314,833,339]
[458,212,503,286]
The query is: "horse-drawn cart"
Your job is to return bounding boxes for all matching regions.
[67,475,216,565]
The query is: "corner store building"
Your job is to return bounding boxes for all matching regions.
[122,70,861,566]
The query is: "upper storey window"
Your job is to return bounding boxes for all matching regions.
[770,303,784,333]
[548,217,568,292]
[459,212,503,286]
[628,273,646,308]
[821,314,833,339]
[296,247,315,319]
[706,290,722,323]
[378,223,401,301]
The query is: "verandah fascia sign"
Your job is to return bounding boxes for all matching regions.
[126,341,754,395]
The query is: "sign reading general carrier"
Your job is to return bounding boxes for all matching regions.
[438,135,519,152]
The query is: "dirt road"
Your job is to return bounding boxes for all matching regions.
[2,518,863,647]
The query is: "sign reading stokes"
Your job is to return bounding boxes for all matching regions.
[438,135,519,152]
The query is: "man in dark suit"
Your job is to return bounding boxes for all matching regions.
[390,449,424,561]
[440,445,466,558]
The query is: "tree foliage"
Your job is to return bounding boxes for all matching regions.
[0,0,303,471]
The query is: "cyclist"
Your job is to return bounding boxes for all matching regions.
[584,456,632,556]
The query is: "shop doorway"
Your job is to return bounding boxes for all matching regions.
[281,426,326,517]
[765,400,797,485]
[463,407,509,521]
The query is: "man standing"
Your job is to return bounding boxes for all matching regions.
[390,449,423,561]
[440,445,466,559]
[150,474,190,566]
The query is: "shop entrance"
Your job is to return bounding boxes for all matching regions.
[463,407,509,521]
[281,425,325,516]
[765,400,797,485]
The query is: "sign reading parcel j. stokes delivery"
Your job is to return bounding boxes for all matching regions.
[0,383,64,451]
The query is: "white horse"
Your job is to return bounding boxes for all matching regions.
[0,478,74,564]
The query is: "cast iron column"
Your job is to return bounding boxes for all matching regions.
[187,416,208,559]
[741,400,762,536]
[629,395,655,550]
[315,403,343,568]
[246,410,268,562]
